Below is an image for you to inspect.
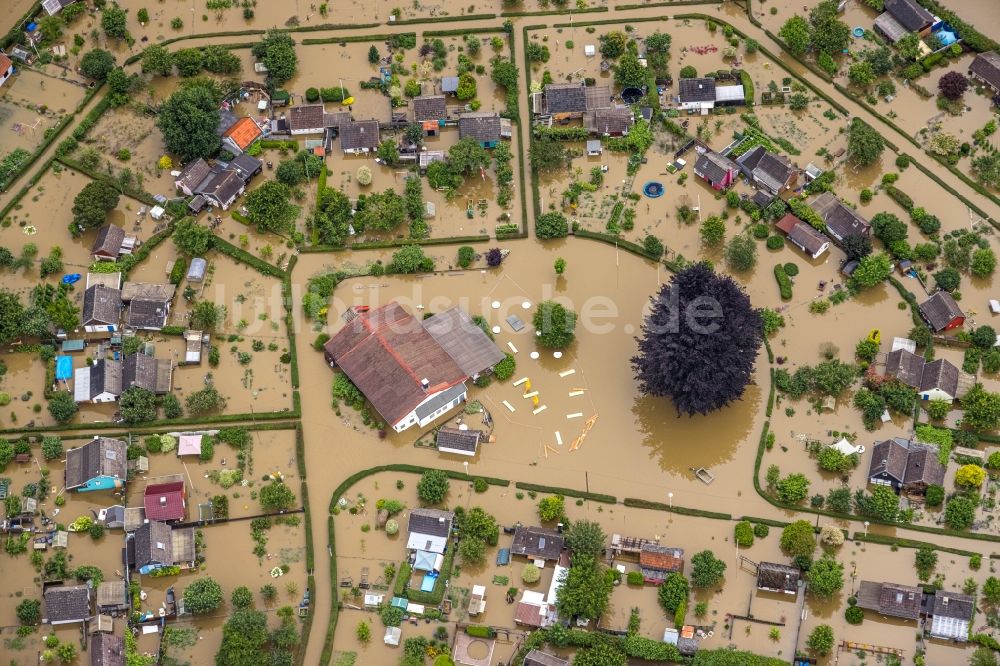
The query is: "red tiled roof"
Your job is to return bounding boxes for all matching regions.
[323,302,466,426]
[639,545,684,572]
[775,213,800,235]
[223,117,262,150]
[514,601,545,626]
[0,53,12,74]
[144,481,185,521]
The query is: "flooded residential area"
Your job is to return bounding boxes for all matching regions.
[2,0,1000,665]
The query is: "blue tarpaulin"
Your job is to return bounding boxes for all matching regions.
[55,356,72,381]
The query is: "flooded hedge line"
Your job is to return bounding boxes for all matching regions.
[502,6,608,17]
[390,13,497,25]
[573,229,662,262]
[516,481,616,503]
[302,33,409,46]
[56,156,158,206]
[210,236,287,279]
[623,497,732,521]
[853,532,979,558]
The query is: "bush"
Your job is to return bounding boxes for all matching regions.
[753,523,769,538]
[305,87,320,102]
[734,521,754,547]
[626,571,644,585]
[766,235,785,250]
[417,469,450,504]
[522,564,541,583]
[536,212,569,239]
[845,605,864,624]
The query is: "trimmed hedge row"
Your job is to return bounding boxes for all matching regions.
[390,13,496,24]
[210,236,286,279]
[515,481,616,504]
[502,6,608,16]
[738,515,790,529]
[423,26,510,37]
[0,409,298,436]
[852,532,979,558]
[72,93,111,141]
[302,33,404,46]
[573,229,660,261]
[623,497,732,520]
[283,254,300,389]
[349,234,491,250]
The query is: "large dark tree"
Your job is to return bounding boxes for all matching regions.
[842,233,872,261]
[631,263,763,416]
[156,81,221,162]
[938,71,969,100]
[70,181,120,236]
[251,30,297,87]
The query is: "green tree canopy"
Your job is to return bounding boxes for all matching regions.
[565,520,606,558]
[314,187,353,247]
[778,16,811,54]
[555,555,613,620]
[690,550,726,588]
[806,555,844,598]
[657,573,689,613]
[80,49,116,81]
[355,190,407,233]
[173,217,213,256]
[417,470,450,504]
[245,181,297,234]
[183,577,224,614]
[780,520,815,557]
[252,30,298,86]
[448,138,491,177]
[141,44,173,76]
[70,180,120,236]
[847,119,885,167]
[119,387,157,424]
[156,82,222,162]
[533,301,577,349]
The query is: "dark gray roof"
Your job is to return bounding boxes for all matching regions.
[82,285,122,326]
[585,107,634,135]
[325,112,351,129]
[412,95,447,122]
[121,282,175,302]
[126,300,169,330]
[196,169,244,205]
[903,444,945,487]
[91,632,124,666]
[422,307,505,376]
[341,120,380,151]
[757,562,800,593]
[736,144,766,178]
[931,591,975,620]
[229,153,262,180]
[919,359,959,398]
[856,580,922,619]
[436,427,482,454]
[134,520,173,569]
[787,221,829,256]
[919,291,965,331]
[752,190,774,209]
[884,0,934,31]
[971,52,1000,90]
[524,650,569,666]
[65,437,127,490]
[176,159,212,192]
[885,349,926,389]
[407,508,454,538]
[122,353,171,394]
[753,152,795,193]
[868,437,911,482]
[414,382,468,420]
[458,112,501,143]
[544,83,587,113]
[810,192,871,240]
[90,359,123,399]
[695,151,738,183]
[44,585,91,623]
[511,525,564,560]
[92,225,126,258]
[678,78,717,103]
[289,104,325,131]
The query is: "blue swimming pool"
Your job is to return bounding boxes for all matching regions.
[420,573,438,592]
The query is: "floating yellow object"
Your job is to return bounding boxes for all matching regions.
[532,395,540,407]
[524,379,532,391]
[867,328,881,344]
[342,97,355,105]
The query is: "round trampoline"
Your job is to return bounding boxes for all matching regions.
[642,181,665,198]
[852,27,865,38]
[621,87,643,104]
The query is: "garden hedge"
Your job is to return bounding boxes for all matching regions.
[515,481,615,503]
[623,497,732,520]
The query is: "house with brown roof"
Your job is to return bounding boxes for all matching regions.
[82,285,122,333]
[341,119,380,154]
[511,525,564,561]
[970,52,1000,94]
[539,83,610,118]
[65,437,126,492]
[584,106,634,137]
[0,53,12,89]
[91,225,138,262]
[919,291,965,332]
[856,581,923,619]
[694,151,739,191]
[810,192,871,243]
[756,562,800,595]
[458,112,502,148]
[884,349,966,402]
[514,590,553,628]
[412,95,448,123]
[90,632,125,666]
[44,585,91,625]
[122,353,173,395]
[436,427,483,457]
[868,437,944,494]
[639,544,684,584]
[121,282,175,331]
[95,580,129,615]
[221,116,263,154]
[323,301,502,432]
[775,214,830,259]
[289,104,326,135]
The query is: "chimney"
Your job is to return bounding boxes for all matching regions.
[421,378,429,391]
[942,596,949,606]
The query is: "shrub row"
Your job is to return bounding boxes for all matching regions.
[573,229,661,261]
[390,13,496,24]
[623,497,732,520]
[56,157,157,206]
[515,481,615,504]
[209,236,286,279]
[852,532,979,558]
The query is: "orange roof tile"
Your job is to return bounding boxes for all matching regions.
[0,53,12,74]
[223,117,262,151]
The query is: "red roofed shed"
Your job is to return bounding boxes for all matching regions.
[144,481,186,522]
